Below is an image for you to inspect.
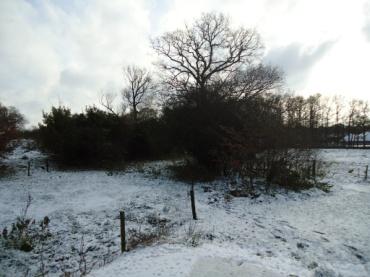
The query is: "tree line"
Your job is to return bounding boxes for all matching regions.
[277,93,370,148]
[1,13,369,190]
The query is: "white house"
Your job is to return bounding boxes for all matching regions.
[343,131,370,143]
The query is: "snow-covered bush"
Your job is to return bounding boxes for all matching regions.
[0,194,51,252]
[224,148,327,193]
[126,213,170,251]
[184,222,203,247]
[0,164,15,179]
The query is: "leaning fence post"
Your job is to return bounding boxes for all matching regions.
[190,182,197,220]
[27,161,31,176]
[120,211,126,253]
[365,165,368,181]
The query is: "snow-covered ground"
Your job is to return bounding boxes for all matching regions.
[0,141,369,277]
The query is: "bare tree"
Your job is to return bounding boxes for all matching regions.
[354,100,370,147]
[152,12,263,98]
[151,12,284,169]
[99,91,120,116]
[319,96,332,145]
[333,95,344,126]
[122,66,154,121]
[333,95,344,145]
[306,94,322,130]
[347,99,359,146]
[285,95,306,128]
[320,96,332,128]
[227,65,282,101]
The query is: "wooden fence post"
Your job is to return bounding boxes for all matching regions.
[46,159,49,172]
[312,159,316,179]
[120,211,126,253]
[190,182,197,220]
[365,165,368,181]
[27,161,31,176]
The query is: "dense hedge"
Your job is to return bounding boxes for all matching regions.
[38,106,171,166]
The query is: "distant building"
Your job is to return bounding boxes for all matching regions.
[343,131,370,147]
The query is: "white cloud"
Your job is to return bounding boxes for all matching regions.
[0,0,152,125]
[363,2,370,42]
[0,0,369,125]
[264,41,335,89]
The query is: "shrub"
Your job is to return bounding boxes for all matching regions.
[0,164,15,179]
[0,195,51,252]
[38,106,127,166]
[184,222,203,247]
[126,213,170,251]
[168,160,219,183]
[0,102,25,154]
[315,182,332,193]
[38,106,174,167]
[162,91,240,168]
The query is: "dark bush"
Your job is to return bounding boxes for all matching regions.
[0,102,25,154]
[38,106,173,167]
[163,88,242,168]
[168,160,219,183]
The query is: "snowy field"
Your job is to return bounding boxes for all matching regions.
[0,141,370,277]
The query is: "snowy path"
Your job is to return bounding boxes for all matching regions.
[0,143,370,276]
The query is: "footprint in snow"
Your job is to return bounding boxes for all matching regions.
[297,242,309,249]
[273,235,287,242]
[320,236,330,242]
[344,244,367,263]
[255,223,265,229]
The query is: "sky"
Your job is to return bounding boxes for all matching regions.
[0,0,369,126]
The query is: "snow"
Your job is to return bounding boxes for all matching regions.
[1,141,370,276]
[91,244,293,277]
[190,256,283,277]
